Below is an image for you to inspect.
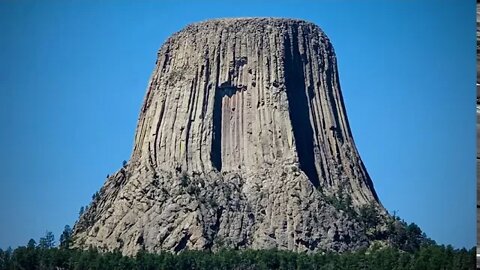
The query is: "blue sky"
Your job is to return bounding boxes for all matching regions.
[0,0,475,249]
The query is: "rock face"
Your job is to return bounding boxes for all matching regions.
[73,18,385,255]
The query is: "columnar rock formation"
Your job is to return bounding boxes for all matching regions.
[73,18,385,255]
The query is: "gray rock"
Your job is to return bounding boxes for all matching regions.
[72,18,386,255]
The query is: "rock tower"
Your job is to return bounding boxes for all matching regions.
[73,18,384,255]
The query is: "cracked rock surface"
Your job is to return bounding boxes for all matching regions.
[73,18,385,255]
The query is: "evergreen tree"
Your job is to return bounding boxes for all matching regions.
[0,249,5,270]
[59,225,72,249]
[38,231,55,249]
[92,191,100,201]
[27,238,36,249]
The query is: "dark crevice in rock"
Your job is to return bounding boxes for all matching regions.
[310,238,320,251]
[219,83,243,98]
[136,234,144,249]
[343,234,351,245]
[174,233,191,253]
[236,237,248,248]
[212,207,223,233]
[284,28,320,188]
[333,231,340,242]
[211,87,223,171]
[211,47,223,172]
[137,235,143,245]
[205,207,224,250]
[295,238,311,250]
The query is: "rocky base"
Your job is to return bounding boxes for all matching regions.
[74,161,387,255]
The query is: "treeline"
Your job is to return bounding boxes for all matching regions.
[0,242,474,270]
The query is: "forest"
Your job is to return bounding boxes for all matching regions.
[0,227,475,270]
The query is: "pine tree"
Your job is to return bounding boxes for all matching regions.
[38,231,55,249]
[27,239,36,249]
[60,225,72,249]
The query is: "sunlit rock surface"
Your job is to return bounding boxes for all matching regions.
[73,18,385,255]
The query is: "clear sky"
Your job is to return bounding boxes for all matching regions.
[0,0,475,249]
